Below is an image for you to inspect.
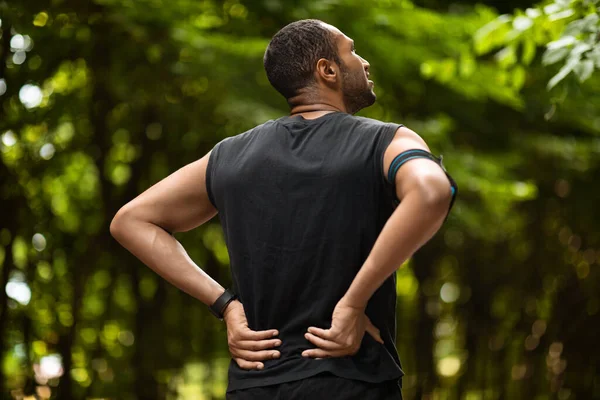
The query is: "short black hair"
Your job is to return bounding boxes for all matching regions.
[264,19,342,100]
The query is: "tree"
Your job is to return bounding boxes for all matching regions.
[1,0,598,399]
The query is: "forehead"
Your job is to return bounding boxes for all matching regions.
[319,22,352,45]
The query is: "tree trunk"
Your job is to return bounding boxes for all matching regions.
[0,22,14,400]
[0,235,13,398]
[412,244,439,398]
[132,266,167,400]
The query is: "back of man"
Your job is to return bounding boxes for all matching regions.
[110,18,456,400]
[207,112,404,393]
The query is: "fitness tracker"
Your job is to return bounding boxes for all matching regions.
[209,289,238,320]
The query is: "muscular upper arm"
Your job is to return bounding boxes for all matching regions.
[113,151,217,234]
[383,126,452,205]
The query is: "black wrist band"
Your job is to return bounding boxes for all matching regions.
[209,289,238,320]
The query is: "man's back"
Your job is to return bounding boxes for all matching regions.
[206,112,405,390]
[111,19,456,400]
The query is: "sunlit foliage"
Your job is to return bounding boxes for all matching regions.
[0,0,599,399]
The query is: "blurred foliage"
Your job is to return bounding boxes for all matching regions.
[473,0,600,89]
[0,0,599,399]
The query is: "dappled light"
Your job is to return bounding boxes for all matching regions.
[1,0,599,399]
[18,85,42,109]
[5,281,31,306]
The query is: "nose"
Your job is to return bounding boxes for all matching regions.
[360,56,370,71]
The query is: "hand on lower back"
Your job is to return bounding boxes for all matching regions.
[302,299,384,359]
[223,300,281,370]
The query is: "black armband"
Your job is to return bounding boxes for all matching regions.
[387,149,458,214]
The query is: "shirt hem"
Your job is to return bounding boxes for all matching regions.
[226,363,404,393]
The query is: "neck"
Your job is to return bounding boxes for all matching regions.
[289,103,344,118]
[288,90,347,118]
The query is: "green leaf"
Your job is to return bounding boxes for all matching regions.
[587,48,600,67]
[513,16,533,31]
[547,59,577,89]
[543,3,562,15]
[522,38,537,65]
[525,8,542,19]
[547,36,577,50]
[495,46,517,68]
[542,47,570,65]
[512,66,527,89]
[474,15,512,55]
[581,13,599,32]
[573,59,594,82]
[563,14,599,37]
[571,42,593,56]
[548,9,575,22]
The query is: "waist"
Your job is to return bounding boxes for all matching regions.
[227,335,403,392]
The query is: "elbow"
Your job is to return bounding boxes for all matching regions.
[419,174,453,217]
[110,206,131,241]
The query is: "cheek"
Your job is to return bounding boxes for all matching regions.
[341,54,361,70]
[350,56,364,69]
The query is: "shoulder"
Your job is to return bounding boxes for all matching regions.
[345,114,397,130]
[382,125,433,180]
[387,126,430,153]
[383,126,451,204]
[214,119,279,151]
[343,115,429,151]
[325,114,428,149]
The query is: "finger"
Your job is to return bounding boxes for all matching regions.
[234,358,264,370]
[236,339,281,351]
[239,329,279,340]
[307,326,334,339]
[302,348,344,358]
[232,349,281,362]
[365,319,384,344]
[304,333,343,350]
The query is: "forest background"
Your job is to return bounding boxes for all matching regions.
[1,0,599,399]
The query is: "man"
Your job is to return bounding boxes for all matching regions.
[110,19,457,399]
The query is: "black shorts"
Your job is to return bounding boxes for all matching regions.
[227,373,403,400]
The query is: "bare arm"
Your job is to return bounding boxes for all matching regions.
[303,126,453,358]
[109,152,224,306]
[110,152,281,369]
[341,126,453,308]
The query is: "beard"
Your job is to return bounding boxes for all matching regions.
[340,65,376,115]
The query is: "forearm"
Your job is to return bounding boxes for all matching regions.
[342,191,449,308]
[110,215,224,306]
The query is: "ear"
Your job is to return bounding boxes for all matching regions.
[315,58,338,84]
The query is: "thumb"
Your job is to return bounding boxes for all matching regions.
[365,317,384,344]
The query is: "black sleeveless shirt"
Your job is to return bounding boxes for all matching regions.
[206,112,404,392]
